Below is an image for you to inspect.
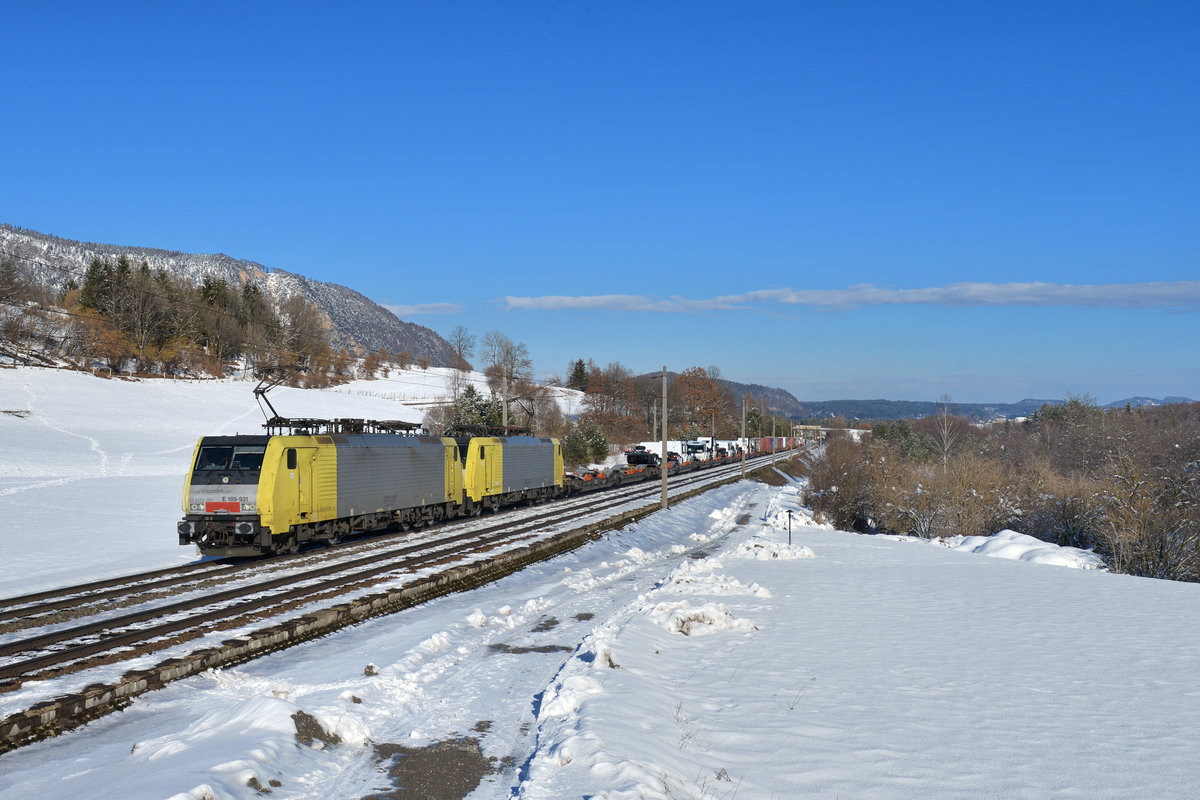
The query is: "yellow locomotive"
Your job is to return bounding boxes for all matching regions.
[178,422,562,557]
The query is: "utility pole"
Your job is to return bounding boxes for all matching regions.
[502,374,508,429]
[661,366,668,509]
[740,394,746,477]
[771,413,776,463]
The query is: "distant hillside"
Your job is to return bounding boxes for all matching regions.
[665,373,1196,422]
[789,398,1060,422]
[715,385,1064,422]
[0,224,457,366]
[715,378,806,418]
[638,372,1046,422]
[783,397,1193,422]
[1104,396,1197,410]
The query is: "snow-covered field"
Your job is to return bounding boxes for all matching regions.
[2,367,1199,799]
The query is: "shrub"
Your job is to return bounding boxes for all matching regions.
[801,401,1200,582]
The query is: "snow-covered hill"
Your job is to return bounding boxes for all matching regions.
[1,367,1197,799]
[0,223,458,364]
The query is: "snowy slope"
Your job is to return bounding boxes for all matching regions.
[1,368,1198,799]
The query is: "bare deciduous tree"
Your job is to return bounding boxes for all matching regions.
[447,325,476,401]
[481,330,532,425]
[448,325,475,371]
[934,394,961,473]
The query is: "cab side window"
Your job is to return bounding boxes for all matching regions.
[287,449,297,470]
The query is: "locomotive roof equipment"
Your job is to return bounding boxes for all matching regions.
[252,371,421,437]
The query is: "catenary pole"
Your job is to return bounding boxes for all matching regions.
[661,366,668,509]
[741,394,746,477]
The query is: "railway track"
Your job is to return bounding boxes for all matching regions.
[0,457,750,635]
[0,450,802,751]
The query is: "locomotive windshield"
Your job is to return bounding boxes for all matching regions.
[195,445,266,473]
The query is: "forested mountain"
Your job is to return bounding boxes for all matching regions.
[0,224,456,365]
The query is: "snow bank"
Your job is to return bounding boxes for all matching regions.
[662,557,773,597]
[540,675,604,717]
[946,529,1107,570]
[732,534,816,560]
[649,600,758,636]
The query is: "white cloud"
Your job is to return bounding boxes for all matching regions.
[503,281,1200,313]
[501,294,743,313]
[383,302,461,316]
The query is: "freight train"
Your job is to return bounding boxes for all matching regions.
[178,411,800,558]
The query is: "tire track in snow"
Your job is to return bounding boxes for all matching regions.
[22,381,111,477]
[1,379,105,496]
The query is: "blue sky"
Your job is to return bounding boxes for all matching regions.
[3,1,1197,403]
